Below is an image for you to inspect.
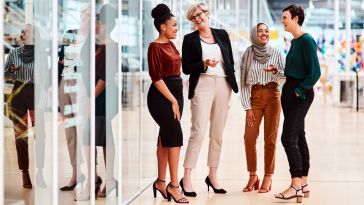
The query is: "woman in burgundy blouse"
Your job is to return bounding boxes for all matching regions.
[147,4,188,204]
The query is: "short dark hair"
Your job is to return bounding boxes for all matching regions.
[283,5,305,26]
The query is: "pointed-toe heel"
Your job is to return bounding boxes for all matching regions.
[205,176,227,194]
[180,178,197,197]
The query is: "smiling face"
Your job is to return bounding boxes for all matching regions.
[161,16,178,39]
[256,24,269,45]
[190,7,209,30]
[281,10,298,33]
[20,24,33,45]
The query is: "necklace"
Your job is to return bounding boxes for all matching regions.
[199,33,212,38]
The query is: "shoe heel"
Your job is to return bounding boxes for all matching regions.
[207,184,210,192]
[153,186,157,198]
[95,188,99,200]
[116,182,119,197]
[296,196,303,203]
[166,192,172,201]
[254,179,260,190]
[304,192,309,198]
[95,183,101,200]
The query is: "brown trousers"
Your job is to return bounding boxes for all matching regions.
[244,83,281,174]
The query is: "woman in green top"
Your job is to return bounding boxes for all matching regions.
[274,5,320,203]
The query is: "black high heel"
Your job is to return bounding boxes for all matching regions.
[98,179,118,198]
[166,183,189,203]
[74,176,103,201]
[95,176,102,200]
[180,178,197,197]
[153,179,167,199]
[60,174,86,191]
[205,176,227,194]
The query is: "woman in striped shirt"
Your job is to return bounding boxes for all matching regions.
[240,23,285,193]
[4,24,46,189]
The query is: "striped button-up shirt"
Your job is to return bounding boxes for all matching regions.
[241,48,285,110]
[4,46,34,83]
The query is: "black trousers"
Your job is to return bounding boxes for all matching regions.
[281,77,314,178]
[9,81,45,170]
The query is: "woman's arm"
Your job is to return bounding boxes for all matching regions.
[4,49,15,80]
[153,80,180,121]
[296,38,321,99]
[241,85,252,110]
[95,79,105,97]
[272,49,286,80]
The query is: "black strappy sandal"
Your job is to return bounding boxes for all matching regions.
[153,179,167,199]
[166,183,189,203]
[302,184,310,198]
[274,185,303,203]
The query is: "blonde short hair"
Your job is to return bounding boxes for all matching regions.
[186,2,209,21]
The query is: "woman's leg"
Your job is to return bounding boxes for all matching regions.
[167,147,188,203]
[207,77,231,188]
[276,85,313,199]
[243,106,263,191]
[153,141,168,196]
[9,83,32,188]
[183,76,214,191]
[59,79,83,185]
[260,88,281,191]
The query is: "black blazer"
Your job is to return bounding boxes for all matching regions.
[182,28,239,99]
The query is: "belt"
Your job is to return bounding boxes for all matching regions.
[252,82,278,89]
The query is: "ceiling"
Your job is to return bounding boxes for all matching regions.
[267,0,364,28]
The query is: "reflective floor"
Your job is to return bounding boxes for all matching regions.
[4,91,364,205]
[130,93,364,205]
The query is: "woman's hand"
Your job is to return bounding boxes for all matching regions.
[8,64,20,73]
[204,58,219,68]
[245,109,255,127]
[171,100,181,121]
[264,64,278,74]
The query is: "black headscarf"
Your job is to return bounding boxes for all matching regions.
[19,45,34,64]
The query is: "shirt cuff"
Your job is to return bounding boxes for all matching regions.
[294,87,306,100]
[244,106,252,111]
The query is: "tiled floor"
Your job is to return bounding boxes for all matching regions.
[4,92,364,205]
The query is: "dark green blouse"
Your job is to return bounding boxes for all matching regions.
[285,33,321,98]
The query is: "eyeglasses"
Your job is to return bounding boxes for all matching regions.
[190,11,207,21]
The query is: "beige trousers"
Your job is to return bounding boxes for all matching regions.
[59,78,83,166]
[183,75,232,169]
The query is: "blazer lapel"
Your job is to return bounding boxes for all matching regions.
[192,31,202,57]
[211,28,228,64]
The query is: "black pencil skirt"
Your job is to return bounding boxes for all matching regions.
[147,77,184,147]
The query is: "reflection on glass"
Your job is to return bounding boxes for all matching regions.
[57,0,91,203]
[121,0,141,202]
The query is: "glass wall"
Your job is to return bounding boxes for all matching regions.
[1,0,283,204]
